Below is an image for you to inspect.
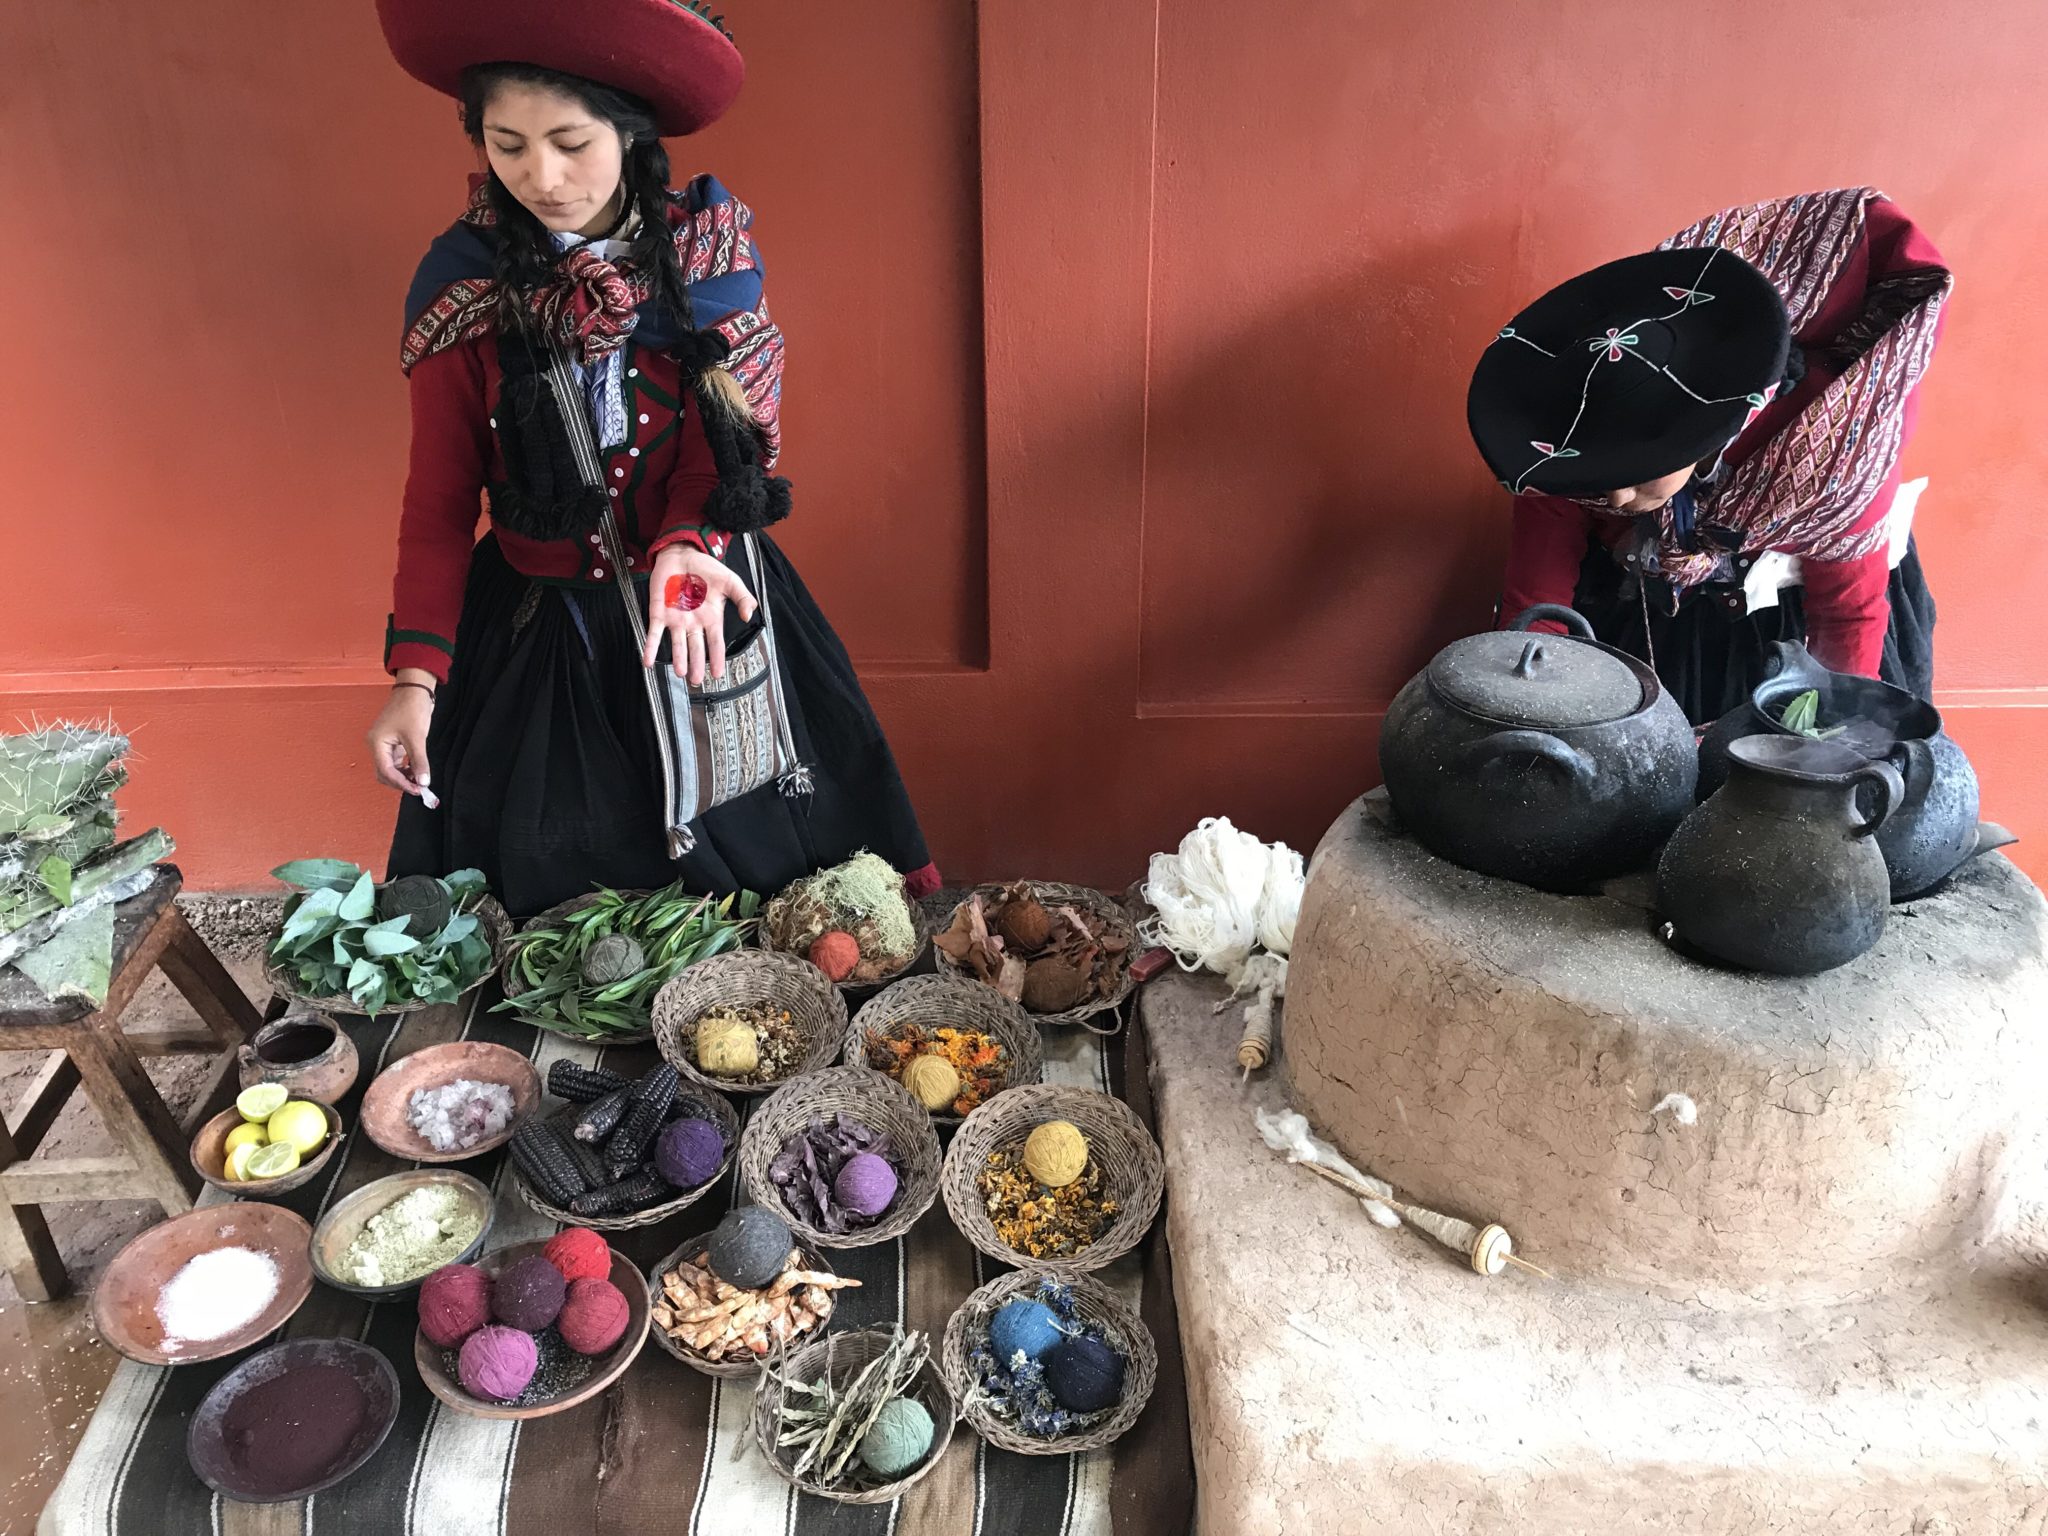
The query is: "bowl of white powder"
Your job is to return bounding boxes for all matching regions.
[309,1169,495,1299]
[90,1203,314,1365]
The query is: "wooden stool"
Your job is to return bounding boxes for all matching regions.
[0,865,259,1301]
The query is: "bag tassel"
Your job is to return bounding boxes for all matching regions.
[668,824,697,858]
[778,762,814,801]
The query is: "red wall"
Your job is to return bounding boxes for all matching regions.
[3,0,2044,892]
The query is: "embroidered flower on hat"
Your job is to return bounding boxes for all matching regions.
[1589,327,1639,363]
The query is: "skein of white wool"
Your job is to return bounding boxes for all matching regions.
[1142,818,1306,981]
[1254,1107,1401,1228]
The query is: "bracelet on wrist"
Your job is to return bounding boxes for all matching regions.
[392,680,436,700]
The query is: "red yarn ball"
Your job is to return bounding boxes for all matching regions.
[418,1263,492,1349]
[558,1277,631,1356]
[808,930,861,982]
[543,1227,613,1285]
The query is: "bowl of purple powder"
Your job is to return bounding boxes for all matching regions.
[187,1337,401,1501]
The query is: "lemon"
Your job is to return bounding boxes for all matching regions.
[236,1083,289,1124]
[223,1122,268,1159]
[225,1142,263,1182]
[266,1101,329,1156]
[244,1141,301,1181]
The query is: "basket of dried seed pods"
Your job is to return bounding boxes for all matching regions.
[508,1061,739,1232]
[738,1066,942,1248]
[942,1084,1163,1273]
[653,950,847,1099]
[931,881,1138,1031]
[943,1269,1157,1454]
[752,1325,956,1504]
[646,1207,859,1379]
[842,974,1043,1125]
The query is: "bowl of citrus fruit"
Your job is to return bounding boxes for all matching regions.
[189,1083,344,1197]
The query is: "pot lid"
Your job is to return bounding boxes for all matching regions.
[1428,632,1644,727]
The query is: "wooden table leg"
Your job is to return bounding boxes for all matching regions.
[0,1100,69,1302]
[69,1027,197,1218]
[156,909,261,1050]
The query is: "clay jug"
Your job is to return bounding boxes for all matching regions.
[237,1010,358,1104]
[1657,735,1904,975]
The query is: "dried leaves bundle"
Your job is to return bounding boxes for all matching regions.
[768,1113,898,1234]
[767,1327,931,1488]
[934,885,1130,1015]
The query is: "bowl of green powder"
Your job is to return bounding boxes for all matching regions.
[310,1170,494,1300]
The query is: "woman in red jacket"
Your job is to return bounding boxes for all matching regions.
[1466,189,1951,723]
[364,0,937,916]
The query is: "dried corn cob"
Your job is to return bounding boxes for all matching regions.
[548,1060,632,1103]
[572,1087,632,1143]
[510,1120,588,1207]
[605,1063,678,1167]
[570,1166,669,1216]
[547,1108,611,1188]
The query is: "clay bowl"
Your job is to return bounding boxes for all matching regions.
[309,1170,495,1301]
[189,1102,346,1198]
[359,1041,541,1163]
[187,1337,400,1502]
[91,1203,314,1366]
[413,1239,651,1420]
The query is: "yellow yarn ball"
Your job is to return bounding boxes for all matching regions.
[1022,1120,1089,1187]
[902,1054,960,1112]
[696,1016,760,1076]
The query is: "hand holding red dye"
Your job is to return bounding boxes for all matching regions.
[644,546,757,687]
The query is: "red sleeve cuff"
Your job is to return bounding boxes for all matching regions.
[649,525,711,557]
[385,618,455,684]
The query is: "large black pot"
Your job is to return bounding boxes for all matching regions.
[1696,641,2014,900]
[1379,605,1697,891]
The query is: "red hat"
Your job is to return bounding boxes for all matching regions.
[376,0,745,137]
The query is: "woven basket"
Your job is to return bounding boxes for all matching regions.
[759,895,933,994]
[941,1269,1158,1455]
[644,1236,840,1379]
[652,950,847,1098]
[941,1084,1164,1274]
[738,1065,942,1248]
[750,1327,956,1504]
[501,891,656,1045]
[513,1086,740,1232]
[842,975,1044,1126]
[933,882,1138,1031]
[263,897,510,1020]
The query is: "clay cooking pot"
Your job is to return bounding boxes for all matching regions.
[238,1010,358,1105]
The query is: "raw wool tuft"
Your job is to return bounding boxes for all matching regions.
[1254,1106,1400,1228]
[1141,818,1304,982]
[1649,1092,1699,1126]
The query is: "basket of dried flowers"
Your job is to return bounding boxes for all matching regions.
[751,1326,956,1504]
[842,975,1043,1125]
[942,1270,1157,1455]
[932,882,1136,1031]
[652,950,847,1099]
[941,1084,1163,1274]
[738,1066,942,1248]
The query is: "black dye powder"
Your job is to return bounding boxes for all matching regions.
[220,1363,368,1495]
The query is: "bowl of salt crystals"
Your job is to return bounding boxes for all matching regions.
[360,1041,540,1163]
[92,1203,314,1366]
[311,1170,495,1300]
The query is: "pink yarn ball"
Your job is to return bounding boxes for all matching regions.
[458,1325,538,1401]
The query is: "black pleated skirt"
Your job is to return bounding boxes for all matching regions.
[1567,536,1938,726]
[387,535,933,919]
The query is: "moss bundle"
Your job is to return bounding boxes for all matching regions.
[764,853,917,983]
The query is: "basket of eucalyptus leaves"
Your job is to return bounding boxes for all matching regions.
[496,881,762,1045]
[263,861,507,1019]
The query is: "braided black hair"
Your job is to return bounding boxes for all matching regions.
[458,63,695,335]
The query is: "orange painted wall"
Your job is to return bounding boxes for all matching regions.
[2,0,2044,893]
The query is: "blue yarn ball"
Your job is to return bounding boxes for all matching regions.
[1044,1335,1125,1413]
[988,1299,1063,1365]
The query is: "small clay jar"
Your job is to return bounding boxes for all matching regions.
[238,1011,358,1104]
[1657,736,1904,975]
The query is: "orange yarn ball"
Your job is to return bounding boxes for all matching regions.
[808,930,861,981]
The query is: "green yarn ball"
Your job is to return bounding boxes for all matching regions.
[857,1395,935,1478]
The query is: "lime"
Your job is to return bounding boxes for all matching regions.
[225,1142,262,1182]
[236,1083,289,1124]
[266,1101,329,1156]
[243,1141,302,1181]
[223,1122,268,1159]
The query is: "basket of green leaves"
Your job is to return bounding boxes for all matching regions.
[497,882,762,1045]
[264,862,506,1019]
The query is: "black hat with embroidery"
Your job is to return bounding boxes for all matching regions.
[1466,245,1793,498]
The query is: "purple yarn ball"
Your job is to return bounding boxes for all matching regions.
[458,1325,538,1401]
[654,1117,726,1190]
[491,1254,567,1332]
[833,1151,899,1217]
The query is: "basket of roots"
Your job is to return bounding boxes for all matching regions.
[758,853,931,991]
[497,883,761,1046]
[941,1085,1164,1274]
[264,862,508,1020]
[842,974,1043,1125]
[652,950,847,1098]
[739,1066,942,1249]
[647,1207,860,1378]
[932,882,1136,1030]
[752,1325,955,1505]
[507,1061,739,1231]
[942,1270,1158,1455]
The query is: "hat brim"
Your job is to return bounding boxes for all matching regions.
[378,0,745,137]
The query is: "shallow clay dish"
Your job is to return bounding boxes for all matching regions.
[309,1169,495,1300]
[413,1239,651,1420]
[189,1101,346,1197]
[91,1203,314,1366]
[360,1041,540,1163]
[187,1337,400,1502]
